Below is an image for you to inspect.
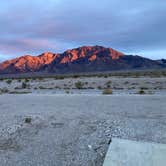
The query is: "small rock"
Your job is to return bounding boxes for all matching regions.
[105,130,110,133]
[88,145,92,150]
[108,138,112,145]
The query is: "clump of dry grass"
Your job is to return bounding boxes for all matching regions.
[102,88,113,95]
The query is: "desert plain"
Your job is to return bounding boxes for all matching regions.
[0,71,166,166]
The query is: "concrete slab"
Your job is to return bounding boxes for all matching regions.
[103,138,166,166]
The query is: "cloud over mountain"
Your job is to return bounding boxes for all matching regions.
[0,0,166,59]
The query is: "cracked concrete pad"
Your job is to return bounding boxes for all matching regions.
[103,138,166,166]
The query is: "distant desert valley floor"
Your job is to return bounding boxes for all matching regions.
[0,70,166,166]
[0,70,166,95]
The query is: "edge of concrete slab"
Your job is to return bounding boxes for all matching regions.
[103,138,166,166]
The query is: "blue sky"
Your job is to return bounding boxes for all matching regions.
[0,0,166,61]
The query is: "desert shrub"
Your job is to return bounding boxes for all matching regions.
[97,86,102,89]
[107,80,112,84]
[140,87,149,90]
[24,117,32,123]
[37,77,44,81]
[102,88,113,95]
[124,81,129,84]
[9,91,31,94]
[14,87,20,89]
[72,75,79,78]
[75,81,84,89]
[39,86,45,89]
[0,88,9,93]
[138,89,145,94]
[6,79,12,84]
[97,74,103,78]
[55,76,65,80]
[65,90,70,94]
[87,87,94,89]
[54,86,60,89]
[2,88,9,93]
[25,79,29,83]
[22,82,27,89]
[105,81,112,88]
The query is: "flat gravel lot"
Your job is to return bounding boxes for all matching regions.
[0,94,166,166]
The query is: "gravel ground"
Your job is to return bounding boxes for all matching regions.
[0,94,166,166]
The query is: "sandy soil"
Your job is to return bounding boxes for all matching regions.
[0,94,166,166]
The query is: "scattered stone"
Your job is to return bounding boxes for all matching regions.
[88,145,92,150]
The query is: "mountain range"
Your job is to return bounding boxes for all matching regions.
[0,46,165,74]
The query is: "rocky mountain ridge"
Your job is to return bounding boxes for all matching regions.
[0,46,165,74]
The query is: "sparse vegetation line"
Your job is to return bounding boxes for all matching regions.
[0,69,166,80]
